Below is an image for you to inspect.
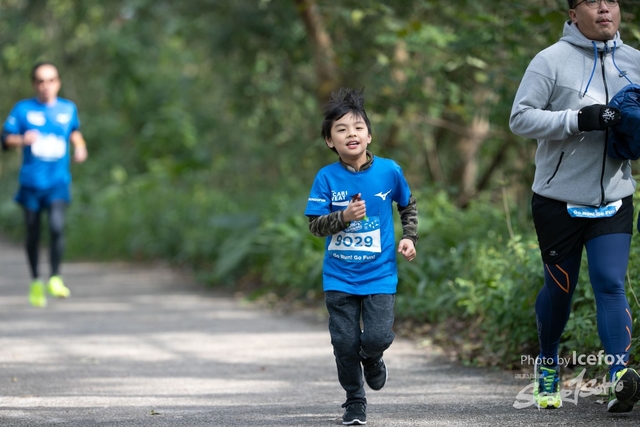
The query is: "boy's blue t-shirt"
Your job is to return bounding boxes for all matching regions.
[304,156,412,295]
[2,97,80,190]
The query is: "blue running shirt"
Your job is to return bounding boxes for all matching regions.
[2,98,80,190]
[305,157,412,295]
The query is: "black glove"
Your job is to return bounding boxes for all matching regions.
[578,104,621,132]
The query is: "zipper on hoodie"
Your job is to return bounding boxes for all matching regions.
[598,44,610,207]
[546,152,564,185]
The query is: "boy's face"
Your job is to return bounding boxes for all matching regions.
[325,113,371,164]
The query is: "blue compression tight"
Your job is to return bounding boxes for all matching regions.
[535,233,632,380]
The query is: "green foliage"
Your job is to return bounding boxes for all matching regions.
[253,205,325,295]
[0,164,260,274]
[392,190,542,367]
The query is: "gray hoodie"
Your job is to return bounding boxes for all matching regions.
[510,21,640,206]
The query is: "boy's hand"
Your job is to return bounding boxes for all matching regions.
[398,238,416,261]
[343,193,367,222]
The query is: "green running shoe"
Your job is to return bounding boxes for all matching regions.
[47,275,70,298]
[533,364,562,409]
[29,280,47,307]
[608,368,640,413]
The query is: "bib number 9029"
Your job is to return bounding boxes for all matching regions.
[328,230,381,253]
[334,235,374,248]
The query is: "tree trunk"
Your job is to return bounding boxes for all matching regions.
[422,124,444,184]
[456,114,490,207]
[380,40,410,153]
[293,0,339,101]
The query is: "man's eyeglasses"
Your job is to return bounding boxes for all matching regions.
[573,0,619,9]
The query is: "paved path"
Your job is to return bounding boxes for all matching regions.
[0,240,639,426]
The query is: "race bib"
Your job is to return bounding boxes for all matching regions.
[328,215,381,263]
[567,200,622,218]
[31,133,67,161]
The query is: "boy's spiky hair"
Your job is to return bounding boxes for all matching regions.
[321,88,372,152]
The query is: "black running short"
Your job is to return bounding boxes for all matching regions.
[531,193,633,265]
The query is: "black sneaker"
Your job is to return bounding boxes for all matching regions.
[342,402,366,425]
[608,368,640,413]
[363,358,387,391]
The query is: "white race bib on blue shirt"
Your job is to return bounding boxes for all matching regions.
[31,133,67,161]
[327,215,382,263]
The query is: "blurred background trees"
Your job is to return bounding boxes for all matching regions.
[1,0,640,369]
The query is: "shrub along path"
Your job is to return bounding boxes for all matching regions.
[0,239,637,426]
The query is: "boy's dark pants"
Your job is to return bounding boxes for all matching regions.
[325,291,396,406]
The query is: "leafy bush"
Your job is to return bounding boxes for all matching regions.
[393,190,541,367]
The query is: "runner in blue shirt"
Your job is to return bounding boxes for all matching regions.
[1,62,88,307]
[305,88,418,425]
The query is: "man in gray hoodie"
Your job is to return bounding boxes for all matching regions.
[510,0,640,412]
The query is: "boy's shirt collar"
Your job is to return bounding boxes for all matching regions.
[339,150,374,172]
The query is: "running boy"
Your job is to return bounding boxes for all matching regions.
[305,88,418,425]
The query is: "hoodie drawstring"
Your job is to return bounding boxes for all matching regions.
[611,41,633,85]
[582,41,598,97]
